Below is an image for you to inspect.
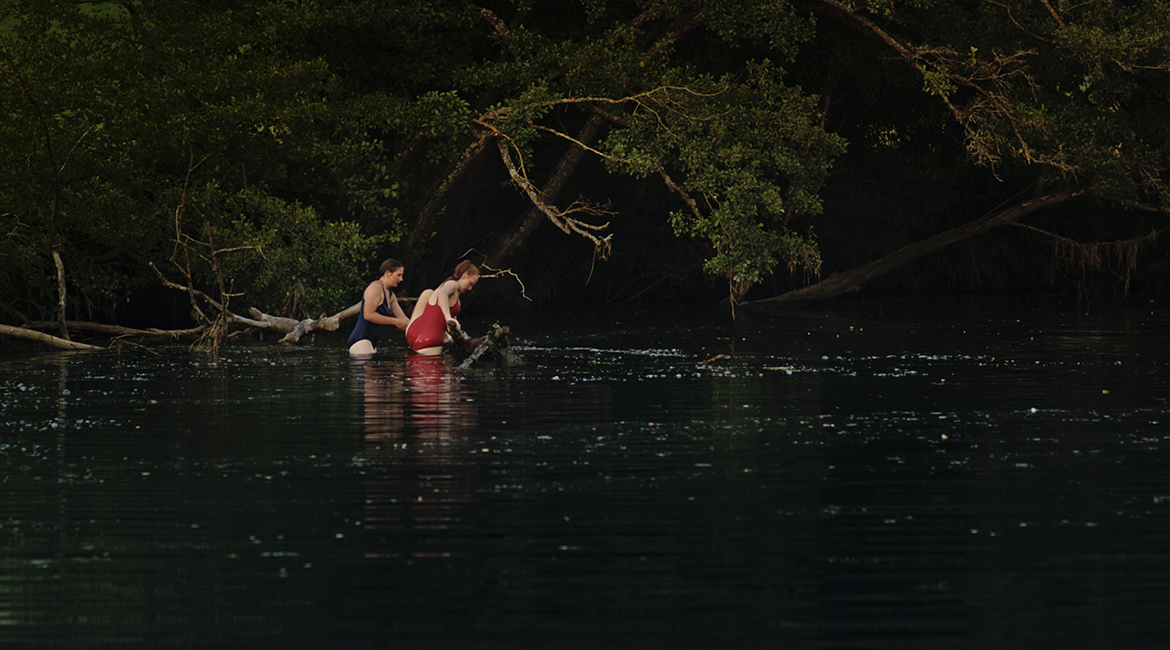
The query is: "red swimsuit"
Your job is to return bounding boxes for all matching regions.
[406,294,460,351]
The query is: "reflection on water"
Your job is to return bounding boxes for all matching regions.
[1,298,1170,648]
[358,355,477,557]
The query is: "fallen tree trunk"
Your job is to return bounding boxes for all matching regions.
[19,302,361,349]
[151,262,365,345]
[752,187,1089,306]
[28,320,207,340]
[248,303,361,344]
[10,267,366,351]
[0,324,103,350]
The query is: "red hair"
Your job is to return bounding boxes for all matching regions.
[451,260,479,280]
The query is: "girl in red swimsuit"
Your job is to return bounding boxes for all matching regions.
[405,260,480,355]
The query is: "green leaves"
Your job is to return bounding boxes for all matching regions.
[856,0,1170,205]
[313,133,404,237]
[181,186,384,317]
[598,61,843,290]
[0,0,406,321]
[426,2,845,297]
[5,0,1161,320]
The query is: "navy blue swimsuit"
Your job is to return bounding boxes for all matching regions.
[347,287,395,348]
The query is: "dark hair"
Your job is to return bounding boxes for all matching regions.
[451,260,479,280]
[378,259,404,276]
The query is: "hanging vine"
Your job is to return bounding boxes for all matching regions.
[1015,223,1162,296]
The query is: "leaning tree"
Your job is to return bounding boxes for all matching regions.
[755,0,1170,304]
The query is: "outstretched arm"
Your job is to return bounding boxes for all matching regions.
[435,279,460,329]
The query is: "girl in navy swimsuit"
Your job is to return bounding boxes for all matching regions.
[347,259,410,355]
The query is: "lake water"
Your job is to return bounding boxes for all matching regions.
[2,296,1169,649]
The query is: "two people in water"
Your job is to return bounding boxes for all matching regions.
[347,259,480,356]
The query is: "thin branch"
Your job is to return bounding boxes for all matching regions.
[986,0,1050,42]
[454,248,535,301]
[1012,223,1169,245]
[150,262,227,313]
[479,85,730,123]
[530,124,626,164]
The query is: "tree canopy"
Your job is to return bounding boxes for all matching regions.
[2,0,1168,340]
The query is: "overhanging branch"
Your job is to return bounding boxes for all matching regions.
[490,135,613,258]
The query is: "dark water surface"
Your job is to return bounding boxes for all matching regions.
[3,298,1170,649]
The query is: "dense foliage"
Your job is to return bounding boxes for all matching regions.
[2,0,1168,332]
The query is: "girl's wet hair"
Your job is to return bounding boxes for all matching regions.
[378,258,404,276]
[452,260,479,280]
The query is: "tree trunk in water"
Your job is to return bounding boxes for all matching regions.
[52,247,69,340]
[753,188,1089,305]
[486,112,607,266]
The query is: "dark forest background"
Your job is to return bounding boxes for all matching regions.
[3,0,1169,338]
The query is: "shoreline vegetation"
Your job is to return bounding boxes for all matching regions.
[3,1,1168,351]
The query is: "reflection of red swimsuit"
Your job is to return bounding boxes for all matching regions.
[406,294,460,351]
